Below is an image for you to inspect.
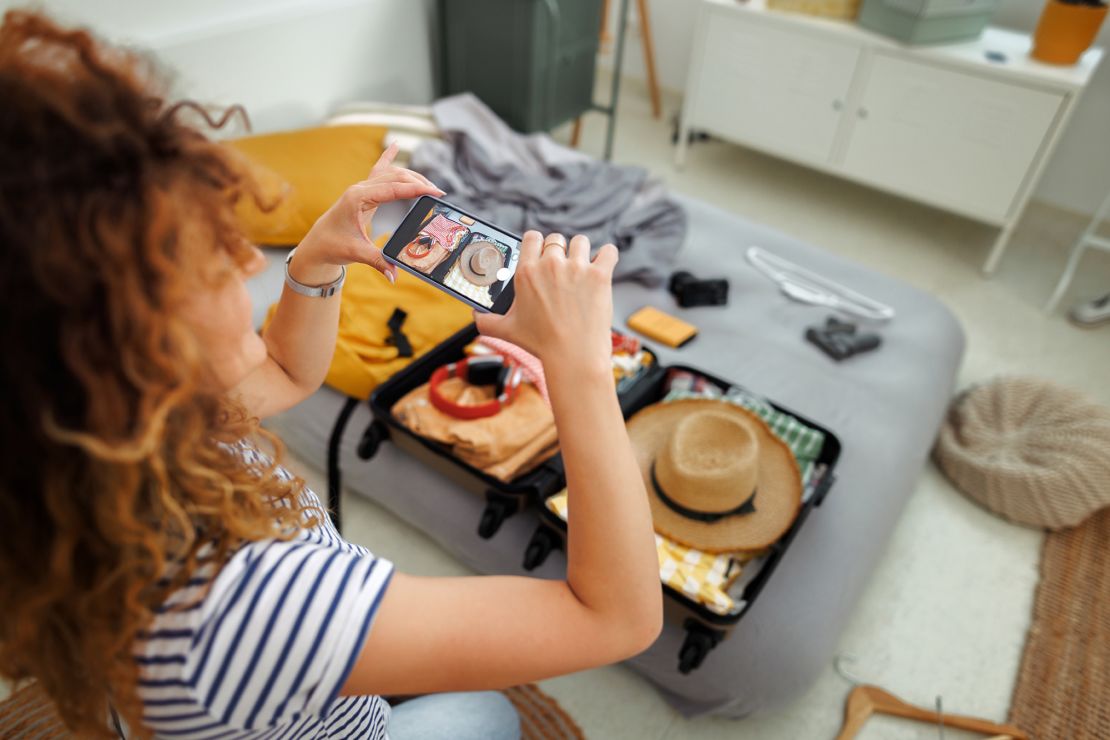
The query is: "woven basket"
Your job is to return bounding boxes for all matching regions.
[934,376,1110,530]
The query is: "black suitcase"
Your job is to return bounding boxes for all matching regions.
[521,363,841,674]
[347,325,840,675]
[353,323,656,538]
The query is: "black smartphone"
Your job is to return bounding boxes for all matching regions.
[381,196,521,314]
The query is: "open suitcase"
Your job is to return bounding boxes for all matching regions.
[353,324,656,538]
[352,324,841,674]
[521,363,842,674]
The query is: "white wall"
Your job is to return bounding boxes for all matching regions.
[0,0,438,133]
[603,0,1110,216]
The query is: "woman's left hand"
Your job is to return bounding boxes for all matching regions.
[290,143,443,285]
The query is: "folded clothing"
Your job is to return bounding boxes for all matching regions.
[389,329,656,483]
[545,490,755,615]
[392,379,557,482]
[545,371,828,616]
[466,337,549,405]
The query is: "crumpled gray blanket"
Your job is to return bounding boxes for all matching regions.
[411,93,686,287]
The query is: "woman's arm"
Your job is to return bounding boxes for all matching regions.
[340,231,663,696]
[232,144,442,418]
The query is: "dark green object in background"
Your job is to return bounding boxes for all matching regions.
[438,0,604,134]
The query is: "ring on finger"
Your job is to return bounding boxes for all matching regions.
[542,238,567,253]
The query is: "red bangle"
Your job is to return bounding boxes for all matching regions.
[428,356,523,420]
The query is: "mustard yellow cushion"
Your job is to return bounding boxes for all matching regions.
[228,125,388,246]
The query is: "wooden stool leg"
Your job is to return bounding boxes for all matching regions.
[571,117,583,148]
[600,0,613,51]
[636,0,662,119]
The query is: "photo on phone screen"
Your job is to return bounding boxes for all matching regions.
[382,196,520,314]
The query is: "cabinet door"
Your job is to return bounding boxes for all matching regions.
[841,53,1064,222]
[690,12,860,166]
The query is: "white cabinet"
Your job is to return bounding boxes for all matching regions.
[690,17,860,166]
[677,0,1104,275]
[840,53,1063,222]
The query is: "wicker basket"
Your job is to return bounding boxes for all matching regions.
[767,0,861,20]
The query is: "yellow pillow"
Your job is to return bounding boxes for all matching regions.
[227,125,388,246]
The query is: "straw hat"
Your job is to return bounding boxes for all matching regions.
[459,238,506,286]
[627,399,802,553]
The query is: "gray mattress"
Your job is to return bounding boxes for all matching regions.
[263,194,965,718]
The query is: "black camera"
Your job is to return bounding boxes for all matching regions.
[668,271,729,308]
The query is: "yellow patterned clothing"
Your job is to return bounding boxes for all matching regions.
[544,491,752,615]
[442,259,494,307]
[264,236,472,399]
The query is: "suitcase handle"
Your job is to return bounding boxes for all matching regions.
[523,526,561,571]
[478,492,517,539]
[357,420,389,461]
[678,620,725,675]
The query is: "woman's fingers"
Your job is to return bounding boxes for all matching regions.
[369,142,400,177]
[473,309,510,339]
[353,179,443,209]
[355,240,398,283]
[591,243,619,277]
[363,163,439,193]
[519,230,543,263]
[567,234,590,264]
[540,232,568,261]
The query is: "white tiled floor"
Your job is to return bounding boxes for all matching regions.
[287,78,1107,738]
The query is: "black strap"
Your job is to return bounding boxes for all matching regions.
[650,461,756,523]
[386,308,413,358]
[326,396,360,534]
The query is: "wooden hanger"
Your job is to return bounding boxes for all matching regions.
[835,684,1028,740]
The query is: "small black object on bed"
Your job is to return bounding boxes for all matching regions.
[806,316,883,361]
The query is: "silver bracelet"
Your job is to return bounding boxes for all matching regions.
[284,248,346,298]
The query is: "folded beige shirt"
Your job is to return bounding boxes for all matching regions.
[392,378,558,481]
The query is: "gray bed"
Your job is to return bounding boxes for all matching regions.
[258,194,965,719]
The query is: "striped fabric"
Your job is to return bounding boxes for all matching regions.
[421,215,468,251]
[469,337,549,405]
[134,447,394,739]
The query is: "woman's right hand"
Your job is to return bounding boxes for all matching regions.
[473,231,618,375]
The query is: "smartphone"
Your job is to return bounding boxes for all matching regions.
[381,196,521,314]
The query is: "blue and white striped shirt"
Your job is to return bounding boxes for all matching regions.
[134,453,394,739]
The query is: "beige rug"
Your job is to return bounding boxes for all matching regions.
[1008,507,1110,739]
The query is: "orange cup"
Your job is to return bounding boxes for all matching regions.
[1032,0,1108,65]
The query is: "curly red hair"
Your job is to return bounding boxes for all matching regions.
[0,10,316,736]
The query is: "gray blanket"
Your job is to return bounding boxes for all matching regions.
[411,93,686,287]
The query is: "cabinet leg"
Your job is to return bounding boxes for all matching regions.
[675,117,690,169]
[600,0,612,51]
[1044,238,1090,313]
[570,117,583,148]
[982,221,1017,277]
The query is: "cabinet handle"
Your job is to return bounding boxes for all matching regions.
[858,107,869,120]
[832,99,843,112]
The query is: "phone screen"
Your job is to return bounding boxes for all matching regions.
[382,197,520,313]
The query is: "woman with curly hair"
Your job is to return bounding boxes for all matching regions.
[0,9,662,739]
